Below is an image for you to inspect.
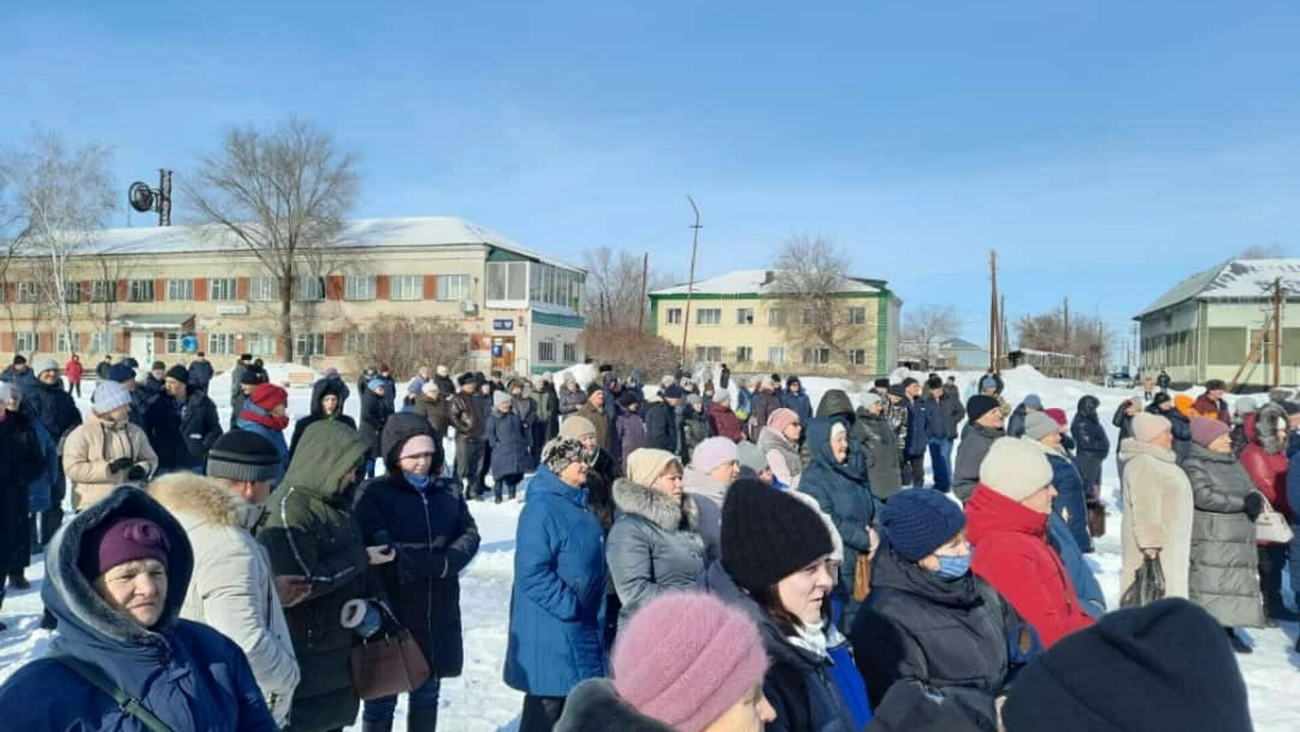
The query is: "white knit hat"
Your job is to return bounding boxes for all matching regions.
[92,381,133,415]
[1132,412,1172,443]
[979,436,1053,502]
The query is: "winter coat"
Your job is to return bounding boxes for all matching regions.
[0,487,278,731]
[1192,394,1231,425]
[1147,403,1193,463]
[680,407,709,461]
[1,410,48,515]
[758,425,804,489]
[188,359,214,390]
[504,465,608,697]
[1070,396,1109,495]
[1119,437,1193,600]
[953,423,1004,502]
[514,393,538,434]
[614,407,648,467]
[487,408,531,480]
[1112,401,1138,443]
[537,384,561,439]
[289,378,357,460]
[642,400,679,454]
[706,401,745,443]
[1046,513,1106,619]
[700,561,859,732]
[149,390,222,472]
[902,398,928,458]
[63,412,158,510]
[257,420,372,732]
[749,389,784,441]
[848,411,898,501]
[65,358,84,383]
[851,543,1007,728]
[923,392,962,440]
[410,392,450,439]
[150,474,299,726]
[555,679,678,732]
[234,408,290,486]
[1006,403,1030,439]
[684,467,729,565]
[1180,444,1266,628]
[606,479,706,631]
[576,402,612,454]
[359,388,393,461]
[450,390,487,440]
[230,362,248,407]
[781,387,814,423]
[966,484,1095,648]
[434,375,456,399]
[800,419,880,624]
[353,414,482,678]
[1240,404,1294,521]
[1030,441,1093,553]
[24,377,82,441]
[558,384,587,415]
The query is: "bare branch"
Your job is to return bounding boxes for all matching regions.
[768,234,873,371]
[582,246,672,330]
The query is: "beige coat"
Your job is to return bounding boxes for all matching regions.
[1119,437,1194,600]
[62,412,158,510]
[150,474,299,726]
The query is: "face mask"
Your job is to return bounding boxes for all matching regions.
[934,553,971,580]
[405,472,431,491]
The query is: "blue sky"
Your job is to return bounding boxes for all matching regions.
[5,1,1300,349]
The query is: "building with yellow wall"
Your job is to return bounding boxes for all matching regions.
[649,270,901,377]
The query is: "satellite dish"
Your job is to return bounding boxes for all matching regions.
[128,182,155,213]
[180,334,199,353]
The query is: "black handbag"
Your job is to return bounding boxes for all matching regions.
[1120,555,1166,609]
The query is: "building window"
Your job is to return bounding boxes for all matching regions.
[538,340,556,363]
[207,333,236,355]
[390,275,423,302]
[17,282,39,303]
[736,346,753,363]
[249,277,278,302]
[91,280,117,303]
[847,349,867,365]
[437,274,472,301]
[164,332,185,354]
[166,279,193,301]
[63,282,82,303]
[57,331,80,353]
[802,347,831,365]
[209,278,236,301]
[697,308,722,325]
[344,275,376,301]
[768,308,786,327]
[129,280,155,302]
[801,308,829,326]
[847,306,867,325]
[695,346,723,362]
[296,276,325,302]
[245,333,276,356]
[666,308,682,325]
[15,332,38,352]
[486,261,528,302]
[345,332,373,354]
[736,308,754,325]
[89,330,111,354]
[295,332,325,357]
[768,346,786,363]
[563,342,577,362]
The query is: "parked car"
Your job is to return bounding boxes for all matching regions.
[1106,370,1135,389]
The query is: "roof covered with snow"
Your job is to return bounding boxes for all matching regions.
[940,337,985,350]
[650,268,887,297]
[60,217,585,272]
[1136,258,1300,319]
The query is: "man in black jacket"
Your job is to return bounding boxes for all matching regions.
[159,364,223,474]
[187,351,215,391]
[0,382,48,596]
[643,384,684,454]
[23,358,82,545]
[450,372,487,498]
[923,376,964,493]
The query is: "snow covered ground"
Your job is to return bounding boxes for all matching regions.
[0,366,1295,729]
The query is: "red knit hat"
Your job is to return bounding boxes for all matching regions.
[250,383,288,411]
[1044,408,1068,426]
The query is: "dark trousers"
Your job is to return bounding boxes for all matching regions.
[38,472,66,547]
[455,438,486,498]
[901,453,926,488]
[531,421,549,470]
[67,380,81,399]
[495,473,522,502]
[519,695,566,732]
[1259,543,1288,614]
[928,438,952,492]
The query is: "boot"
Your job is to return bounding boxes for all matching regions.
[361,720,394,732]
[407,704,438,732]
[40,608,57,630]
[7,573,29,591]
[1225,628,1252,654]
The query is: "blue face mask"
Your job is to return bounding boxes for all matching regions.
[934,553,971,580]
[405,472,431,491]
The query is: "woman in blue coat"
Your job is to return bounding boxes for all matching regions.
[0,485,278,730]
[487,390,531,502]
[504,437,609,732]
[1024,412,1093,553]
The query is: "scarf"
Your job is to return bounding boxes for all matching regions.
[240,403,290,432]
[787,620,830,660]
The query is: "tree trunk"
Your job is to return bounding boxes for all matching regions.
[280,274,294,362]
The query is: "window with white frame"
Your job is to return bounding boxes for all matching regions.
[166,279,193,301]
[736,346,753,363]
[563,342,577,362]
[129,279,154,302]
[249,277,278,302]
[486,261,528,302]
[736,307,754,325]
[666,308,682,325]
[57,332,80,353]
[696,308,721,325]
[345,332,373,354]
[164,332,184,354]
[768,346,786,363]
[768,308,786,327]
[847,306,867,325]
[801,308,829,326]
[209,278,236,301]
[245,333,276,356]
[802,347,831,365]
[695,346,723,362]
[63,282,82,303]
[296,276,325,302]
[89,330,111,354]
[538,340,556,362]
[389,275,423,301]
[847,349,867,366]
[345,275,376,301]
[436,274,472,301]
[15,332,38,352]
[17,282,39,303]
[295,332,325,356]
[91,280,117,302]
[207,333,236,355]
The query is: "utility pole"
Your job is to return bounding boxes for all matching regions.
[1273,277,1282,387]
[1063,296,1070,353]
[680,196,702,367]
[989,250,999,372]
[637,252,649,332]
[999,294,1008,366]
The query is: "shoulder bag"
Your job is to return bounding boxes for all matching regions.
[351,599,432,700]
[54,655,174,732]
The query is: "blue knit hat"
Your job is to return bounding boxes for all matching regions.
[881,489,967,562]
[367,378,385,392]
[107,363,136,383]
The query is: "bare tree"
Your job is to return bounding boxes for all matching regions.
[1238,243,1287,260]
[901,304,958,368]
[583,246,673,330]
[1016,308,1111,377]
[579,325,679,378]
[769,235,873,371]
[349,314,468,378]
[0,130,115,352]
[186,117,359,361]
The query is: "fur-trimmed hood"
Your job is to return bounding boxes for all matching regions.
[555,679,675,732]
[613,478,699,532]
[149,472,263,533]
[1253,402,1288,455]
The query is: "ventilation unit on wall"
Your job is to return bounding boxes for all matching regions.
[461,300,478,315]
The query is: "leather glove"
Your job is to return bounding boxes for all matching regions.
[108,457,133,474]
[1244,492,1265,522]
[126,464,149,482]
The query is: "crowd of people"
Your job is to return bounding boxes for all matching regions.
[0,355,1276,731]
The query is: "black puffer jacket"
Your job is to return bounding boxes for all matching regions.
[288,378,357,460]
[1147,397,1192,462]
[851,543,1007,727]
[24,378,81,440]
[359,388,393,460]
[176,390,223,469]
[858,408,903,501]
[1070,396,1110,493]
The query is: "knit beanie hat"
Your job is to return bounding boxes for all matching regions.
[873,378,890,389]
[881,488,967,562]
[206,430,282,483]
[721,479,833,592]
[1131,412,1171,444]
[618,390,640,408]
[967,395,1000,422]
[457,372,476,387]
[560,415,597,440]
[1001,598,1251,732]
[92,381,133,415]
[1190,417,1231,448]
[399,434,437,461]
[686,394,703,409]
[767,407,800,433]
[421,381,440,396]
[980,376,998,391]
[1022,394,1043,411]
[366,377,386,393]
[979,437,1053,502]
[165,364,189,385]
[493,389,513,409]
[1023,412,1060,441]
[691,437,739,475]
[542,438,587,475]
[1044,408,1069,426]
[612,592,770,732]
[586,382,603,398]
[1234,397,1258,417]
[108,363,136,383]
[626,448,680,487]
[78,516,171,580]
[250,383,287,411]
[735,441,767,478]
[239,367,264,386]
[32,356,59,376]
[661,384,685,399]
[861,393,884,409]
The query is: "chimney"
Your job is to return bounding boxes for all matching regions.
[763,270,775,285]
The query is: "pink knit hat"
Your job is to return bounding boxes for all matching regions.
[612,592,769,732]
[767,407,800,434]
[1189,417,1230,448]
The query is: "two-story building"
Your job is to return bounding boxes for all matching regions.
[649,269,901,377]
[0,217,586,375]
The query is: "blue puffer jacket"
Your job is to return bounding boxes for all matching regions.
[1287,449,1300,525]
[0,486,277,731]
[781,385,814,423]
[1046,513,1106,619]
[1045,450,1093,553]
[504,465,608,697]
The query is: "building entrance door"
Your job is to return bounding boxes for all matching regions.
[129,330,153,369]
[491,336,516,373]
